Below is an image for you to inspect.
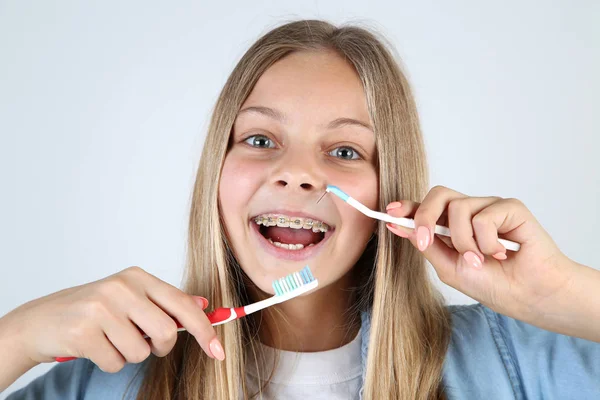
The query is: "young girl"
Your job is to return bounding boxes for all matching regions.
[2,20,599,399]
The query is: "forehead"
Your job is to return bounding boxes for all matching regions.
[240,50,371,125]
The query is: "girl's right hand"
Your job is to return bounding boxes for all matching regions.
[2,266,224,373]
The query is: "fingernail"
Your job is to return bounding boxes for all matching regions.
[386,223,409,238]
[493,252,507,260]
[416,226,430,251]
[464,251,483,269]
[193,296,209,310]
[386,202,402,211]
[209,338,225,361]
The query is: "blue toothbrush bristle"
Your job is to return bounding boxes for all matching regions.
[273,280,282,296]
[272,266,315,296]
[325,185,350,202]
[305,267,315,281]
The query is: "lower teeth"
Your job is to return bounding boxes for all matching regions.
[267,238,309,250]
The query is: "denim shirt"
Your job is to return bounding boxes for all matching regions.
[6,303,600,399]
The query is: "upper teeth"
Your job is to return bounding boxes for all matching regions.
[254,214,329,233]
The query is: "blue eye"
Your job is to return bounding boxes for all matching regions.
[328,146,361,160]
[244,135,275,149]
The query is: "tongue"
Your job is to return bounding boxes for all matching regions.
[263,227,322,246]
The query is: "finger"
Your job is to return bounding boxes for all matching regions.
[82,333,126,373]
[413,186,466,250]
[102,314,151,363]
[141,275,223,360]
[387,200,450,239]
[438,235,454,249]
[386,223,410,238]
[472,199,535,256]
[387,200,449,226]
[387,223,453,247]
[446,197,500,259]
[472,212,508,260]
[418,234,462,287]
[192,296,209,310]
[386,201,419,216]
[386,201,419,237]
[394,211,491,290]
[127,299,180,358]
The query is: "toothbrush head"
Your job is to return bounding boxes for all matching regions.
[272,265,318,298]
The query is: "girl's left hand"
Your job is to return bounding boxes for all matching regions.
[385,185,577,323]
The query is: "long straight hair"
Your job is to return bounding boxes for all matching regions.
[136,20,451,400]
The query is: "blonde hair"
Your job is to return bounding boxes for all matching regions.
[136,20,451,400]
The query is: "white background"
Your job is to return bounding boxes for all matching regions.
[1,0,598,396]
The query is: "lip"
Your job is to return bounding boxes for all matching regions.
[250,209,335,228]
[249,218,335,261]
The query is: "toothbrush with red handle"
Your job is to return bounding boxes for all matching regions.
[55,266,317,362]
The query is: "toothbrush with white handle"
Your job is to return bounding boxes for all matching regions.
[321,185,520,252]
[56,266,318,362]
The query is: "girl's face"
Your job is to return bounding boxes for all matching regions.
[219,50,378,295]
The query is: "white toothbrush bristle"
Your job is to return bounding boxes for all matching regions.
[272,266,316,296]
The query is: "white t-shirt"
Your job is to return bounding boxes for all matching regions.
[245,328,363,399]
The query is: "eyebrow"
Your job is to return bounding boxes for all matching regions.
[326,117,373,132]
[238,106,286,122]
[237,106,373,132]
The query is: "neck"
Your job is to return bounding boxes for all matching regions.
[250,272,360,352]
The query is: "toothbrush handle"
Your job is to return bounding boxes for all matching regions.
[352,200,521,252]
[55,306,246,362]
[206,306,247,325]
[429,224,519,252]
[386,214,520,252]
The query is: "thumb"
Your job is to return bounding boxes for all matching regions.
[420,234,500,301]
[419,235,461,282]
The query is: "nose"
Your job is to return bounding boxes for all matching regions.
[270,151,324,194]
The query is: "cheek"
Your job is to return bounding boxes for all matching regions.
[219,153,264,215]
[326,167,378,243]
[354,171,379,210]
[327,168,379,210]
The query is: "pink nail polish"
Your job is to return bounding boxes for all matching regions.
[209,338,225,361]
[463,251,483,269]
[416,226,430,251]
[493,252,507,260]
[193,296,209,310]
[386,202,402,211]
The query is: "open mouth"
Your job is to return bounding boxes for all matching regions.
[251,213,334,260]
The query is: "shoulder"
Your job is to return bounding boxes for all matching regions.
[6,359,147,400]
[84,359,147,400]
[443,303,520,399]
[444,303,600,400]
